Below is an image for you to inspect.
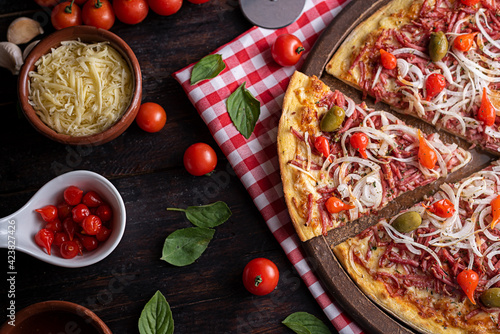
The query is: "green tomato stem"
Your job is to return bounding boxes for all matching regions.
[254,275,262,287]
[65,0,75,13]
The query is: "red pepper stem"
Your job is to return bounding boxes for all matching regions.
[65,0,75,13]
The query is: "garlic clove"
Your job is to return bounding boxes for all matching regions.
[0,42,23,75]
[7,17,44,45]
[23,40,40,61]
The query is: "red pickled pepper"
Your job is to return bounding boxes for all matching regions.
[427,199,455,218]
[380,49,397,70]
[477,87,496,126]
[325,196,355,214]
[491,195,500,228]
[417,130,437,169]
[457,269,479,304]
[350,133,369,159]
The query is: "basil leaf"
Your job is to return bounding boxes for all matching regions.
[190,54,226,85]
[226,81,260,139]
[282,312,331,334]
[167,201,232,228]
[161,227,215,266]
[138,291,174,334]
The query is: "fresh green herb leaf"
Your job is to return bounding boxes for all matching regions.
[190,54,226,85]
[167,201,231,228]
[282,312,332,334]
[226,81,260,139]
[138,291,174,334]
[161,227,215,266]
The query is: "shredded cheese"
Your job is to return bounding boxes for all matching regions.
[28,40,133,136]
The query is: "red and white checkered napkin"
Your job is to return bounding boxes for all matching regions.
[173,1,363,333]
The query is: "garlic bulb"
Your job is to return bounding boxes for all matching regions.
[7,17,43,45]
[0,42,23,75]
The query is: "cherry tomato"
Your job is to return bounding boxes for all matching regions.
[51,1,82,30]
[35,228,54,255]
[380,49,397,70]
[82,191,103,207]
[453,33,477,52]
[96,204,113,221]
[425,73,446,101]
[427,199,455,218]
[72,203,90,223]
[46,218,63,233]
[64,185,83,206]
[242,258,279,296]
[35,0,60,7]
[53,232,70,247]
[457,269,479,304]
[82,215,102,235]
[183,143,217,176]
[477,87,496,126]
[325,196,355,214]
[460,0,480,5]
[35,205,58,222]
[491,195,500,228]
[314,136,330,159]
[96,226,112,242]
[147,0,182,16]
[113,0,149,25]
[418,130,437,169]
[58,203,73,220]
[350,133,369,159]
[187,0,210,3]
[82,0,115,30]
[136,102,167,133]
[271,34,305,67]
[79,234,99,251]
[60,240,79,259]
[62,217,77,240]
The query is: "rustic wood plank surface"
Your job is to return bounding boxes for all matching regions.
[0,1,337,333]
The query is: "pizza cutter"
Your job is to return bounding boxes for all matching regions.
[239,0,306,29]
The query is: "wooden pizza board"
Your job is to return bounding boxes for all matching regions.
[300,0,496,333]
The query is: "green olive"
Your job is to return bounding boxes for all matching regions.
[429,31,448,62]
[480,288,500,308]
[321,106,346,132]
[391,211,422,233]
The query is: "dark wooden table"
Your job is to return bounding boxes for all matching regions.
[0,1,338,333]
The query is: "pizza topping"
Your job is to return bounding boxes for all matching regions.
[349,132,369,159]
[391,211,422,233]
[379,49,397,70]
[477,87,496,126]
[453,32,478,52]
[425,73,446,101]
[460,0,480,6]
[320,106,345,132]
[480,287,500,308]
[429,31,449,62]
[314,136,330,159]
[417,130,438,169]
[426,198,455,218]
[325,196,355,214]
[491,194,500,228]
[457,269,479,305]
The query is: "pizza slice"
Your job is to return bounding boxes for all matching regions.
[334,161,500,334]
[278,71,471,241]
[327,0,500,153]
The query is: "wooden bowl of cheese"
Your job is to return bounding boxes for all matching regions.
[18,25,142,145]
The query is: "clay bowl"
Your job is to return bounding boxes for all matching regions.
[18,25,142,146]
[0,300,111,333]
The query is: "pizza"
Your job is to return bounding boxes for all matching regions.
[327,0,500,153]
[278,71,471,241]
[334,161,500,334]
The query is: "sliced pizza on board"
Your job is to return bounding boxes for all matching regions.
[278,71,471,241]
[327,0,500,153]
[334,160,500,334]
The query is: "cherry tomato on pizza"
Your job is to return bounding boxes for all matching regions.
[271,34,305,67]
[183,143,217,176]
[135,102,167,133]
[147,0,182,16]
[82,0,115,30]
[477,87,496,126]
[379,49,397,70]
[425,73,446,101]
[51,1,83,30]
[113,0,149,25]
[242,258,279,296]
[457,269,479,304]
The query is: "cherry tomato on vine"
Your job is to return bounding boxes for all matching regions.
[147,0,182,16]
[72,204,90,223]
[271,34,305,67]
[243,258,279,296]
[314,136,330,158]
[60,240,79,259]
[183,143,217,176]
[35,205,58,222]
[82,191,103,207]
[425,73,446,101]
[187,0,210,3]
[82,215,102,235]
[418,130,437,169]
[64,185,83,206]
[477,87,496,126]
[325,196,355,214]
[51,1,82,30]
[83,0,115,30]
[136,102,167,133]
[113,0,149,25]
[427,199,455,218]
[380,49,397,70]
[460,0,480,6]
[35,228,54,255]
[491,195,500,228]
[453,32,477,52]
[96,204,112,221]
[457,269,479,304]
[350,132,369,159]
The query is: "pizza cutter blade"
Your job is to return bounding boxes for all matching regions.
[239,0,306,29]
